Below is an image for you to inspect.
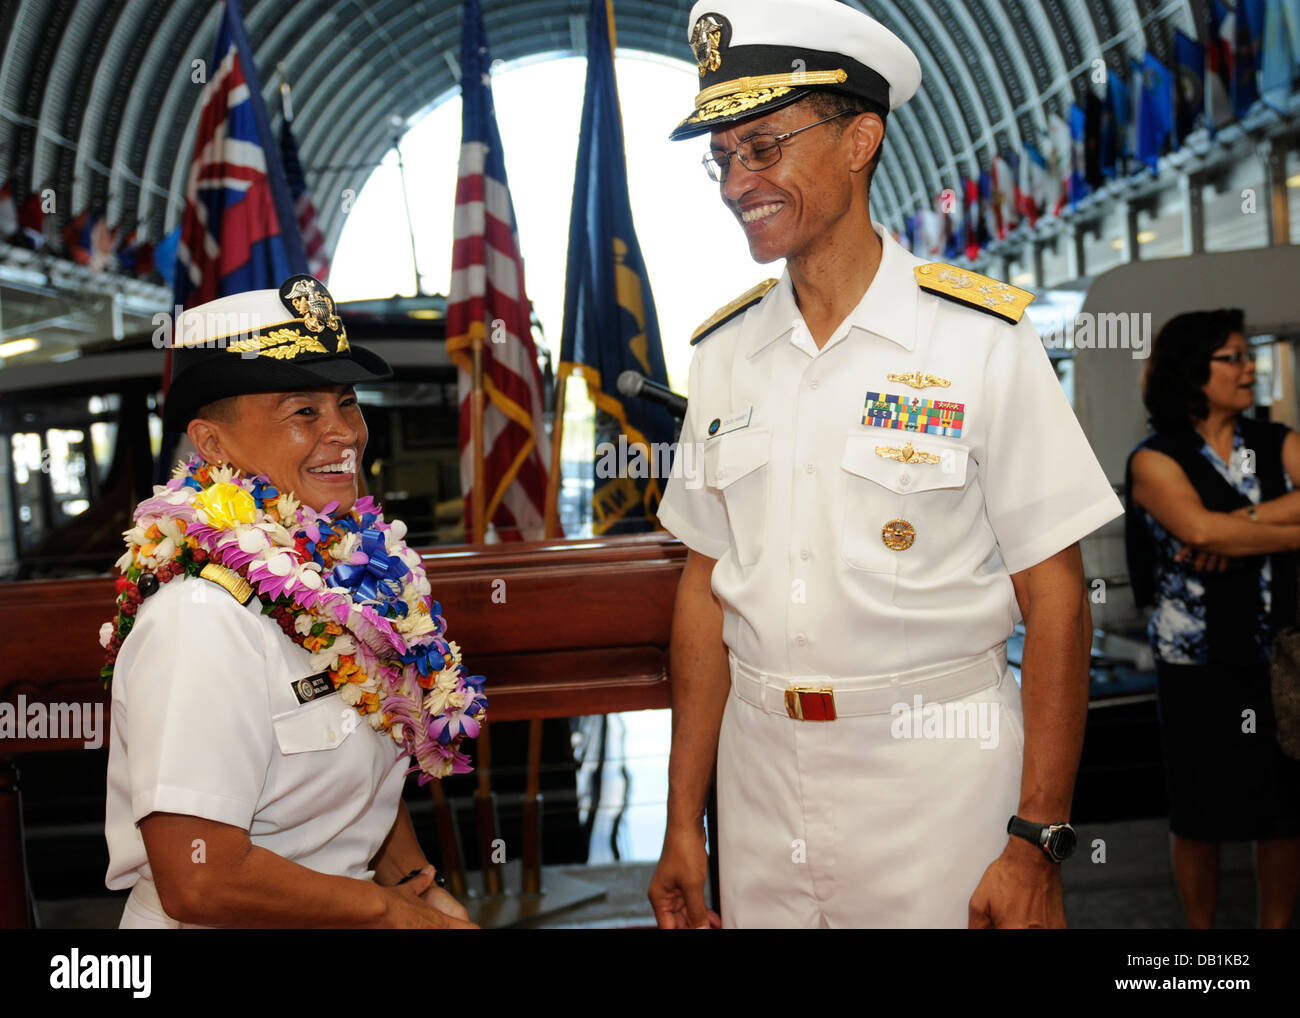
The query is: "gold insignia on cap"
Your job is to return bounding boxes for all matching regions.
[686,86,795,127]
[691,15,724,77]
[914,264,1035,325]
[887,371,951,389]
[285,277,343,334]
[226,328,329,361]
[882,519,917,551]
[875,442,940,464]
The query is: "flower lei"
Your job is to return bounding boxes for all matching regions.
[100,457,486,782]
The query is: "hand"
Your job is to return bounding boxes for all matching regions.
[381,868,478,929]
[968,838,1065,929]
[1173,545,1230,573]
[648,823,721,929]
[415,866,471,922]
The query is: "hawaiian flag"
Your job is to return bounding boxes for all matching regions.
[173,0,306,312]
[447,0,551,542]
[280,117,330,281]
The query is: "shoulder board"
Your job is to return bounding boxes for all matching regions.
[690,279,779,345]
[913,264,1035,325]
[199,562,256,606]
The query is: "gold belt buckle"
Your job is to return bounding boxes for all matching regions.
[784,686,837,722]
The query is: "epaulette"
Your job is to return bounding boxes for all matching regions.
[199,562,256,606]
[690,279,779,345]
[913,264,1035,325]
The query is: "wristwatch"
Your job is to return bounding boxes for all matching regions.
[1007,815,1077,862]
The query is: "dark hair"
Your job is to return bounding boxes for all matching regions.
[802,90,886,191]
[194,395,240,424]
[1142,309,1246,433]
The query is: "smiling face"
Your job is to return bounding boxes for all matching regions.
[186,385,369,513]
[709,97,879,265]
[1202,331,1256,416]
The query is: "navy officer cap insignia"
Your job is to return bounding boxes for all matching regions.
[691,278,779,345]
[280,274,345,342]
[163,275,392,431]
[914,264,1036,325]
[670,0,922,141]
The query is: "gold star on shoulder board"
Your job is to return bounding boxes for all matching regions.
[914,264,1035,325]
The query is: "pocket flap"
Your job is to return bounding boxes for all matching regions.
[706,428,771,489]
[841,434,968,494]
[272,697,354,755]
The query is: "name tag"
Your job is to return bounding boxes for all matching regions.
[706,406,753,439]
[291,671,338,705]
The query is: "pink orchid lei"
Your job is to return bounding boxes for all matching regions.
[100,456,486,782]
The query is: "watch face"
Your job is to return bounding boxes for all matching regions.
[1049,825,1077,860]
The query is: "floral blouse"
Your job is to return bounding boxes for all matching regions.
[1144,425,1281,665]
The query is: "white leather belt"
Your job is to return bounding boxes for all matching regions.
[729,644,1009,721]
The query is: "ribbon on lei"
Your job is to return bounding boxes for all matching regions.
[330,528,410,606]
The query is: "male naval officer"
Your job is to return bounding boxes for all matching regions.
[648,0,1123,929]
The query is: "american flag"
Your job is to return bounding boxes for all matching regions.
[280,117,330,281]
[173,0,305,312]
[446,0,551,542]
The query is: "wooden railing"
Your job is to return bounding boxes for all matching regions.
[0,533,688,927]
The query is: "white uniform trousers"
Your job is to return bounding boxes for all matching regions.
[716,647,1024,928]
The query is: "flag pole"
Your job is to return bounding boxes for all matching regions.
[543,371,566,540]
[471,330,487,544]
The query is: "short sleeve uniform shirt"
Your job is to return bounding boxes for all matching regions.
[105,576,409,893]
[658,224,1123,678]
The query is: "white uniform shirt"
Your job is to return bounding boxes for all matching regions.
[105,575,408,893]
[658,224,1123,679]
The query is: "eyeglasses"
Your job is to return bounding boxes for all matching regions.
[1209,350,1256,365]
[702,110,853,183]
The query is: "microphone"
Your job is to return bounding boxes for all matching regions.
[617,370,687,417]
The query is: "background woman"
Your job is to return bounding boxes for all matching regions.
[1126,308,1300,929]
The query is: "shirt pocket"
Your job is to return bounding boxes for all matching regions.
[703,428,772,567]
[838,433,969,572]
[271,695,356,755]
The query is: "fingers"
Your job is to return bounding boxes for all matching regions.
[684,886,712,930]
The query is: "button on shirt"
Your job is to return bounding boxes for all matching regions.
[658,224,1123,679]
[105,576,408,893]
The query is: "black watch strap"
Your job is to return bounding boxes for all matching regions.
[1007,814,1044,849]
[1006,814,1076,861]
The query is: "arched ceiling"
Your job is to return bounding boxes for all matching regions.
[0,0,1203,262]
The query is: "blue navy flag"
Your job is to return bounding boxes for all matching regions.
[558,0,675,536]
[1136,53,1174,172]
[173,0,306,312]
